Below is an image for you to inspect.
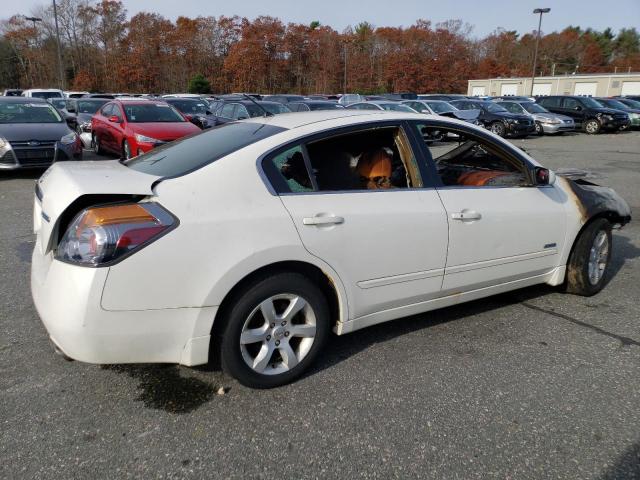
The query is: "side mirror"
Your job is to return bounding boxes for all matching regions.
[65,116,76,127]
[574,105,582,111]
[237,115,248,120]
[206,110,212,115]
[66,102,76,113]
[108,115,120,123]
[535,167,555,185]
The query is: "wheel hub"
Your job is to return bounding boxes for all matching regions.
[272,326,286,340]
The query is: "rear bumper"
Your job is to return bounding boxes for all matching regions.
[31,242,215,366]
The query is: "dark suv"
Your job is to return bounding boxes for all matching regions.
[450,99,535,137]
[536,96,629,134]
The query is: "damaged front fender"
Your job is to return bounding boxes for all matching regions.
[560,176,632,226]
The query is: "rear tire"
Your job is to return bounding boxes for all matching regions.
[535,122,544,136]
[218,272,330,388]
[564,218,612,296]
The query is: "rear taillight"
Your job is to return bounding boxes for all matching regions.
[55,203,176,266]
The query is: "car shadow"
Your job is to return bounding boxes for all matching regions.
[598,440,640,479]
[0,168,47,182]
[307,236,639,379]
[606,232,640,283]
[305,284,554,379]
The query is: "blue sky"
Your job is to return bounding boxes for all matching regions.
[19,0,640,37]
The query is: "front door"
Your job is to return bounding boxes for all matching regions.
[264,123,449,319]
[410,121,567,293]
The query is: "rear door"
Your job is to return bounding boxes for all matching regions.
[264,122,449,320]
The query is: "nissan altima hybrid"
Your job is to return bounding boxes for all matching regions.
[31,110,631,388]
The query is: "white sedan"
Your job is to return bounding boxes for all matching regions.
[31,110,631,388]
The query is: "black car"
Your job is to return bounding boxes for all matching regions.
[164,98,217,129]
[213,100,291,124]
[595,98,640,129]
[0,97,82,170]
[288,101,344,112]
[65,98,110,145]
[536,96,630,134]
[618,95,640,102]
[450,99,535,137]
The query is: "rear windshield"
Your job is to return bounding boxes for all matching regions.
[123,103,185,123]
[125,121,286,177]
[30,91,63,99]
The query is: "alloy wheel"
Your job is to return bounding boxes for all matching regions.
[239,294,317,375]
[587,230,609,285]
[585,120,600,134]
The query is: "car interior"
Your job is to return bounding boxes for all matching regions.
[415,124,529,187]
[272,126,422,192]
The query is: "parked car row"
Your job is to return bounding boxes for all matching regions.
[1,87,638,170]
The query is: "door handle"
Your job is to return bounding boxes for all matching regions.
[451,210,482,221]
[303,215,344,226]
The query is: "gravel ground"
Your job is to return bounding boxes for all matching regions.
[1,130,639,479]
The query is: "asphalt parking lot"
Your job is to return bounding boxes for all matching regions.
[1,131,639,479]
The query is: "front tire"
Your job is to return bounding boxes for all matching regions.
[219,272,330,388]
[122,139,132,160]
[490,121,506,137]
[565,218,612,296]
[92,133,105,155]
[584,118,601,135]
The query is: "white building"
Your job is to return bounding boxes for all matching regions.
[467,73,640,97]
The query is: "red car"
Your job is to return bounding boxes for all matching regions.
[91,99,201,159]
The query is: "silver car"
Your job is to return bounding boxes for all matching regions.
[498,101,575,135]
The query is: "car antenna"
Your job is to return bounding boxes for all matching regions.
[243,94,273,117]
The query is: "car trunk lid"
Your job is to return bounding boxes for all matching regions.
[34,160,161,254]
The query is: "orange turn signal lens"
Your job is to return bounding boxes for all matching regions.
[80,204,156,229]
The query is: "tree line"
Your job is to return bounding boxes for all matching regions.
[1,0,639,94]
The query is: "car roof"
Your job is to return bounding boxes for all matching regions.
[23,88,63,92]
[0,96,48,103]
[242,110,425,129]
[291,100,339,105]
[112,98,156,104]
